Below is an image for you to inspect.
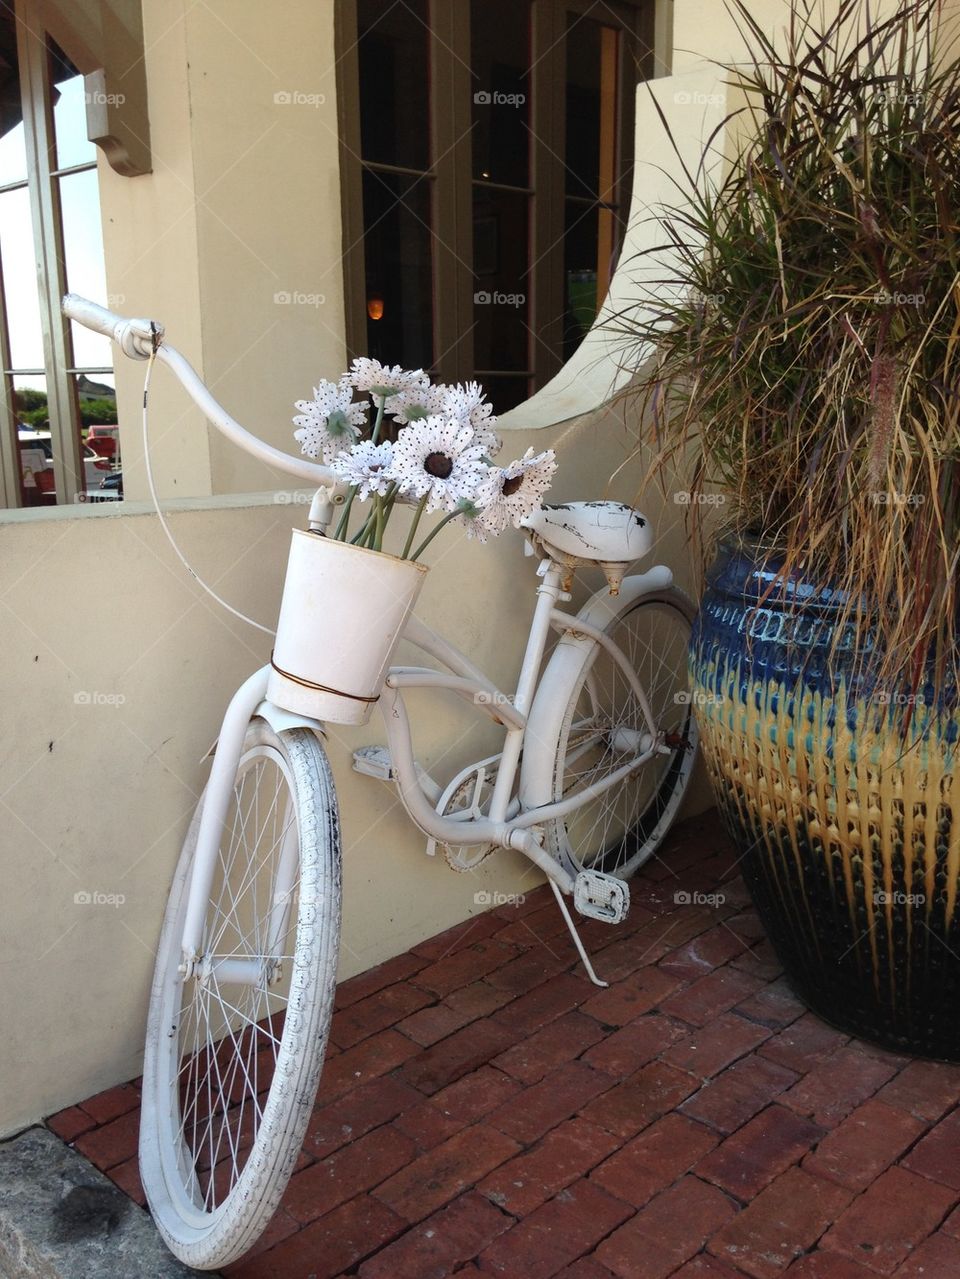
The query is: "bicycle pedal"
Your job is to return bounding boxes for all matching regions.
[352,745,395,781]
[574,870,630,925]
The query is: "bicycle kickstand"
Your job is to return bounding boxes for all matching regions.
[549,881,609,988]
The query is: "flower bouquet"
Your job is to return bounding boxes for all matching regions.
[266,360,558,726]
[292,358,557,558]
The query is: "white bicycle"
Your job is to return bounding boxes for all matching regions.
[64,294,699,1270]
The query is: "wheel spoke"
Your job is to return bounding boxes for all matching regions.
[551,597,697,878]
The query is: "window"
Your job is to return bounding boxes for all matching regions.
[337,0,652,411]
[0,5,120,509]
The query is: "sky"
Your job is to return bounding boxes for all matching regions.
[0,72,115,395]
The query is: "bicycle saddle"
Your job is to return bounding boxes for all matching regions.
[521,500,653,594]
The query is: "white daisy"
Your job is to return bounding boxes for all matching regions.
[391,415,488,513]
[347,357,429,398]
[476,448,558,533]
[388,381,450,425]
[331,440,395,500]
[442,381,501,456]
[293,378,366,463]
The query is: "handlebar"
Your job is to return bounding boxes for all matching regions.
[62,293,337,486]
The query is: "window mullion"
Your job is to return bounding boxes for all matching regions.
[429,0,473,384]
[530,0,566,386]
[334,0,367,366]
[16,9,82,506]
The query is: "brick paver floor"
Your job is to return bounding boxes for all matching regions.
[48,812,960,1278]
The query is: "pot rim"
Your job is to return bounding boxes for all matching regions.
[292,527,430,573]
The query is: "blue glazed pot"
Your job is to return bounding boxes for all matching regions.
[690,538,960,1057]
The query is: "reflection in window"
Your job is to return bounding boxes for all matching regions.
[362,170,433,371]
[564,14,622,361]
[0,18,121,507]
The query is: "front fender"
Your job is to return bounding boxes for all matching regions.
[253,698,326,738]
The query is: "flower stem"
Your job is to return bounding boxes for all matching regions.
[350,510,374,544]
[370,394,387,446]
[334,485,358,541]
[401,494,429,560]
[410,510,459,563]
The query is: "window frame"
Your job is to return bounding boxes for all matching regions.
[0,4,114,509]
[335,0,655,401]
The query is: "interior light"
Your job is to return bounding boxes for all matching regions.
[367,295,385,321]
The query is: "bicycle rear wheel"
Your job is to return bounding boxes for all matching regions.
[544,587,698,879]
[140,719,341,1270]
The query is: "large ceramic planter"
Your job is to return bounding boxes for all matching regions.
[267,530,428,726]
[690,538,960,1058]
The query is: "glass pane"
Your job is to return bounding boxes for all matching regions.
[563,201,599,362]
[0,187,44,369]
[0,10,27,185]
[357,0,429,170]
[470,0,531,188]
[482,374,530,414]
[472,187,529,373]
[51,42,95,170]
[565,15,619,199]
[59,168,113,368]
[77,372,120,500]
[362,168,433,370]
[14,374,56,506]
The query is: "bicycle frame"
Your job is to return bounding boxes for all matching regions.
[178,552,671,978]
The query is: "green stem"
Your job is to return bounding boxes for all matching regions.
[410,510,459,563]
[401,494,429,560]
[374,493,387,551]
[334,486,358,541]
[350,509,375,544]
[369,394,387,446]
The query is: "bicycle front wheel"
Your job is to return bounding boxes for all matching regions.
[140,719,341,1270]
[544,587,699,879]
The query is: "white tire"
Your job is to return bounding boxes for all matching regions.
[140,719,341,1270]
[526,585,699,880]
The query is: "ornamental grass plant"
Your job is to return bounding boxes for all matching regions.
[616,0,960,693]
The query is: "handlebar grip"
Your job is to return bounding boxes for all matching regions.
[62,293,163,359]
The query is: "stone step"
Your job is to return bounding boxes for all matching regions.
[0,1127,213,1278]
